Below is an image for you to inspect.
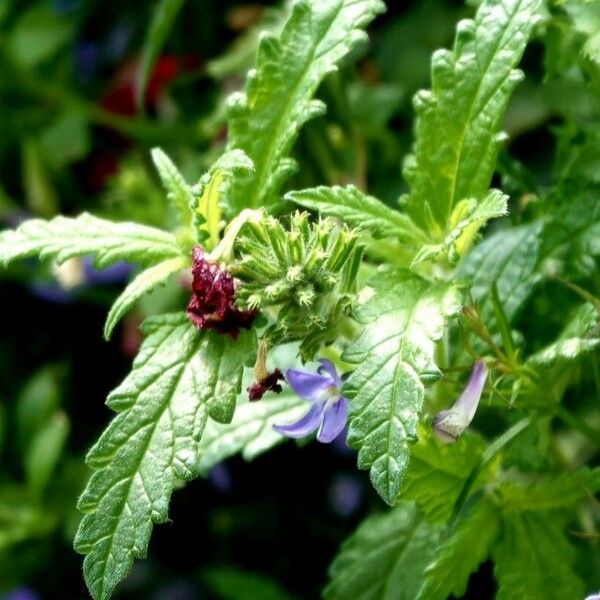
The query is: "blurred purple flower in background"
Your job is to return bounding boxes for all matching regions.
[274,359,348,443]
[328,473,364,518]
[2,588,40,600]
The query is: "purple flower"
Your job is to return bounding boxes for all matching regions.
[273,359,348,443]
[432,360,488,443]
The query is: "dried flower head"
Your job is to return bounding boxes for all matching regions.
[186,246,256,338]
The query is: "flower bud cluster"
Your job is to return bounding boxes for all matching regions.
[232,212,363,357]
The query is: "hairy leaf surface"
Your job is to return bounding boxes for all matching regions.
[74,314,253,600]
[404,0,540,234]
[342,271,462,504]
[0,213,182,269]
[287,185,428,244]
[226,0,385,213]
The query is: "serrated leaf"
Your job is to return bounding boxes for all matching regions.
[458,221,545,321]
[226,0,385,213]
[493,511,586,600]
[342,271,462,505]
[399,428,486,523]
[324,503,440,600]
[199,391,306,473]
[418,497,500,600]
[411,189,508,265]
[136,0,185,110]
[103,256,188,340]
[74,314,253,600]
[497,467,600,511]
[404,0,540,235]
[561,0,600,65]
[151,147,196,229]
[287,185,428,244]
[528,303,600,366]
[0,213,182,269]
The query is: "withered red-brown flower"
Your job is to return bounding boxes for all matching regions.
[186,246,256,339]
[247,369,285,401]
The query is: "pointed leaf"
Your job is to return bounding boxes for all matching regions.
[74,314,253,600]
[226,0,385,213]
[0,213,182,269]
[342,271,462,504]
[405,0,540,234]
[103,256,188,340]
[287,185,428,244]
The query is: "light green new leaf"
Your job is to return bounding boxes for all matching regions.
[411,189,508,265]
[74,314,254,600]
[287,185,428,245]
[226,0,385,213]
[0,213,182,269]
[342,271,462,505]
[399,428,486,523]
[136,0,186,109]
[193,149,254,249]
[103,256,188,340]
[324,503,440,600]
[404,0,540,234]
[198,391,306,473]
[457,221,545,321]
[497,467,600,511]
[528,303,600,366]
[493,511,586,600]
[418,498,500,600]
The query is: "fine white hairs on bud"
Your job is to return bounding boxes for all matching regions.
[432,360,488,443]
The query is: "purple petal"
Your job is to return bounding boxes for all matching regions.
[454,359,487,424]
[317,397,348,443]
[285,369,333,401]
[317,359,341,387]
[273,401,326,438]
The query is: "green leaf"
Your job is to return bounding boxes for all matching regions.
[418,498,500,600]
[457,221,545,321]
[324,503,439,600]
[193,150,254,249]
[226,0,385,213]
[404,0,540,235]
[411,189,508,265]
[198,391,306,473]
[0,213,183,269]
[493,511,586,600]
[287,185,428,244]
[497,467,600,511]
[136,0,186,110]
[103,256,188,340]
[342,271,462,505]
[74,314,253,600]
[25,411,69,497]
[561,0,600,65]
[527,303,600,366]
[399,428,486,523]
[151,148,196,229]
